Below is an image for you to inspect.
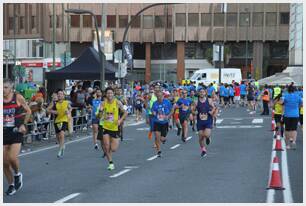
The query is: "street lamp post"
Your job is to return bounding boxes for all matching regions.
[65,9,105,90]
[245,9,249,79]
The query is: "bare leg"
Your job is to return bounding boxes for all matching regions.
[3,145,14,185]
[8,143,22,174]
[92,124,99,145]
[103,134,112,162]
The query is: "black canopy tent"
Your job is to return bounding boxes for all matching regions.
[45,47,116,80]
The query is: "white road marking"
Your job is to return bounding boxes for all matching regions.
[126,120,145,127]
[215,119,223,124]
[124,166,139,169]
[19,135,91,157]
[216,125,262,129]
[136,127,150,131]
[186,136,192,141]
[147,155,158,161]
[230,122,241,124]
[54,193,80,203]
[281,138,294,203]
[109,169,131,178]
[170,144,180,149]
[234,118,243,121]
[266,149,276,203]
[252,118,263,124]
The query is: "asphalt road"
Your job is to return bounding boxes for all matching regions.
[3,107,303,203]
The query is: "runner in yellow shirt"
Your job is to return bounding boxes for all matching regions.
[273,93,284,138]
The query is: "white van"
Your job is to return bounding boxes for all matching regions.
[189,68,242,86]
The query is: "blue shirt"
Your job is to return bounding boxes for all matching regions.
[223,87,229,97]
[176,98,192,114]
[229,87,234,96]
[283,93,302,118]
[240,84,247,95]
[91,99,102,120]
[151,99,172,124]
[219,86,226,97]
[207,86,214,96]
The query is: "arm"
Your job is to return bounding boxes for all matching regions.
[208,98,216,116]
[118,100,128,125]
[17,94,32,125]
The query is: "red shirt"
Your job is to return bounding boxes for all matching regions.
[234,86,240,96]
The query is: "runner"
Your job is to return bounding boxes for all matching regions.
[219,83,226,108]
[175,89,193,142]
[3,79,31,195]
[135,91,144,122]
[189,89,198,131]
[234,82,241,108]
[115,87,127,141]
[87,88,103,150]
[172,88,182,136]
[151,90,173,157]
[247,83,256,114]
[48,89,72,158]
[97,87,128,170]
[279,85,303,150]
[273,93,284,138]
[192,87,215,157]
[240,81,247,107]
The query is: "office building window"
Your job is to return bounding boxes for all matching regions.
[56,15,60,28]
[253,12,263,26]
[214,13,224,27]
[31,16,36,29]
[83,15,92,27]
[176,13,186,27]
[266,12,277,26]
[119,15,128,28]
[19,16,24,29]
[96,15,102,27]
[131,15,140,28]
[143,15,153,29]
[239,13,250,26]
[107,15,116,28]
[155,15,165,28]
[201,13,211,26]
[280,12,289,25]
[188,13,199,27]
[71,15,80,27]
[227,13,237,27]
[9,17,14,30]
[166,15,172,28]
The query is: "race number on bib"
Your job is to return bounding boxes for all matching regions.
[199,113,208,121]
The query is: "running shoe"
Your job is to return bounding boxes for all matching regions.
[192,127,195,132]
[161,139,167,144]
[94,144,99,150]
[107,163,115,171]
[14,173,23,191]
[201,150,207,157]
[181,136,186,143]
[102,152,106,158]
[157,151,162,157]
[206,137,211,145]
[177,127,181,136]
[57,150,62,158]
[5,185,16,196]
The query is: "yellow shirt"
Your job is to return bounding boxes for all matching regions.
[102,99,119,131]
[174,96,180,114]
[55,100,69,123]
[300,106,303,115]
[274,102,283,115]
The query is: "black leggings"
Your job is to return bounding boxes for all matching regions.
[262,100,269,115]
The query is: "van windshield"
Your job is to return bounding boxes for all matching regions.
[190,73,200,80]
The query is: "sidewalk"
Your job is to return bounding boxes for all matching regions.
[20,114,145,153]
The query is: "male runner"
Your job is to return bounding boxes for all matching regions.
[3,79,31,195]
[97,87,128,170]
[192,87,215,157]
[151,90,173,157]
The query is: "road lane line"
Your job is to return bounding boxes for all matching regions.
[124,166,139,169]
[216,119,223,124]
[252,118,263,124]
[109,169,131,178]
[170,144,180,149]
[19,135,91,157]
[125,120,145,127]
[186,136,192,141]
[147,155,158,161]
[281,138,294,203]
[54,193,80,203]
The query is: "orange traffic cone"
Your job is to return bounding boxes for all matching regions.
[267,156,284,190]
[271,119,276,131]
[274,135,283,151]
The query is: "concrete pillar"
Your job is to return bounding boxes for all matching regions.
[177,41,185,83]
[252,41,263,79]
[145,42,151,83]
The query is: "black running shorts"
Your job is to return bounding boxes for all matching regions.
[3,127,23,145]
[284,117,299,131]
[54,122,68,134]
[103,128,119,139]
[274,114,283,124]
[153,122,169,137]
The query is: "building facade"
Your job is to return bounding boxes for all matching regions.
[3,3,290,83]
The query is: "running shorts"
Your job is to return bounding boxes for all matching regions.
[197,122,212,131]
[3,127,23,145]
[179,111,191,124]
[91,118,100,125]
[153,122,169,137]
[284,117,299,131]
[103,128,119,138]
[54,122,68,134]
[299,114,303,125]
[234,96,240,101]
[274,114,283,124]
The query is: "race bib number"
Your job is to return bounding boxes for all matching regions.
[199,113,208,121]
[182,105,189,111]
[106,113,114,122]
[157,114,166,121]
[4,115,15,127]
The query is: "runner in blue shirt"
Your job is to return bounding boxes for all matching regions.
[229,85,235,106]
[207,83,215,98]
[151,90,173,157]
[223,84,230,109]
[219,83,226,108]
[280,85,303,150]
[239,82,247,107]
[175,89,193,142]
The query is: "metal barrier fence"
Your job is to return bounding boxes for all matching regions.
[23,108,93,145]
